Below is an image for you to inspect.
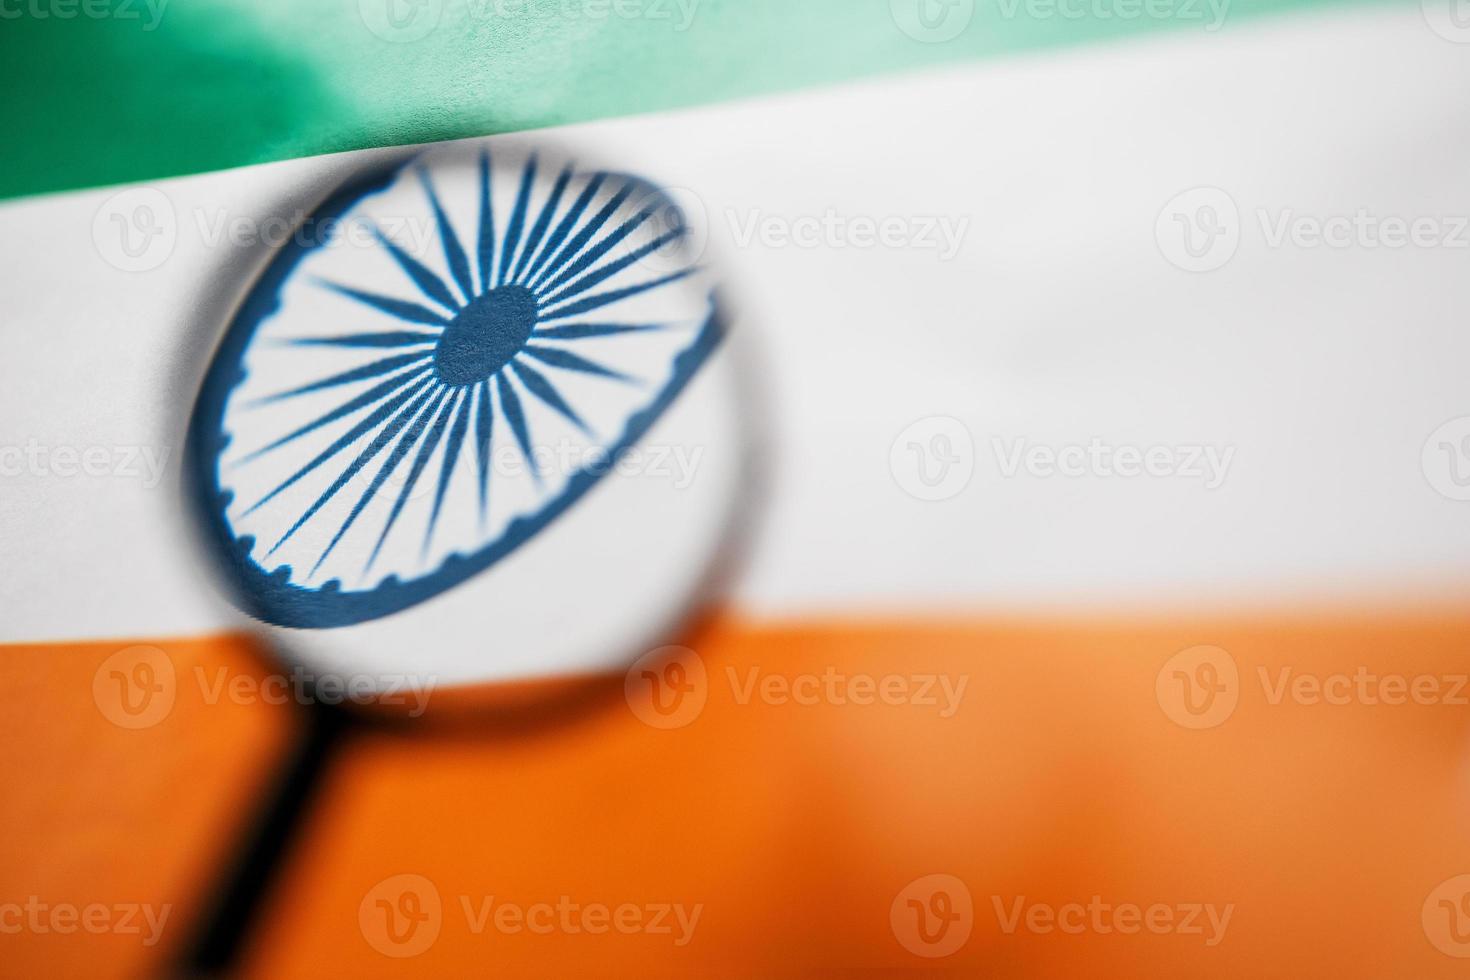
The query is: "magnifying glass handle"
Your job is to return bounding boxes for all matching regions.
[174,699,354,976]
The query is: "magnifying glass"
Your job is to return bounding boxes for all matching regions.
[172,138,758,972]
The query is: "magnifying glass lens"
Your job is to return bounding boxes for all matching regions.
[185,140,749,707]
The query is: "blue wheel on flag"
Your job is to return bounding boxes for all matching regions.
[186,143,724,628]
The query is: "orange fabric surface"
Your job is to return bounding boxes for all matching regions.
[0,635,295,979]
[244,612,1470,978]
[5,614,1470,977]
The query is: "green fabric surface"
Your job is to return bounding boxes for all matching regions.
[0,0,1374,200]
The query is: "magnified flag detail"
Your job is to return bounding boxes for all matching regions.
[186,143,725,628]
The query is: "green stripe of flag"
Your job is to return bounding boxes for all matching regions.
[0,0,1375,200]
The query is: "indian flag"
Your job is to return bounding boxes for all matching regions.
[3,0,1470,976]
